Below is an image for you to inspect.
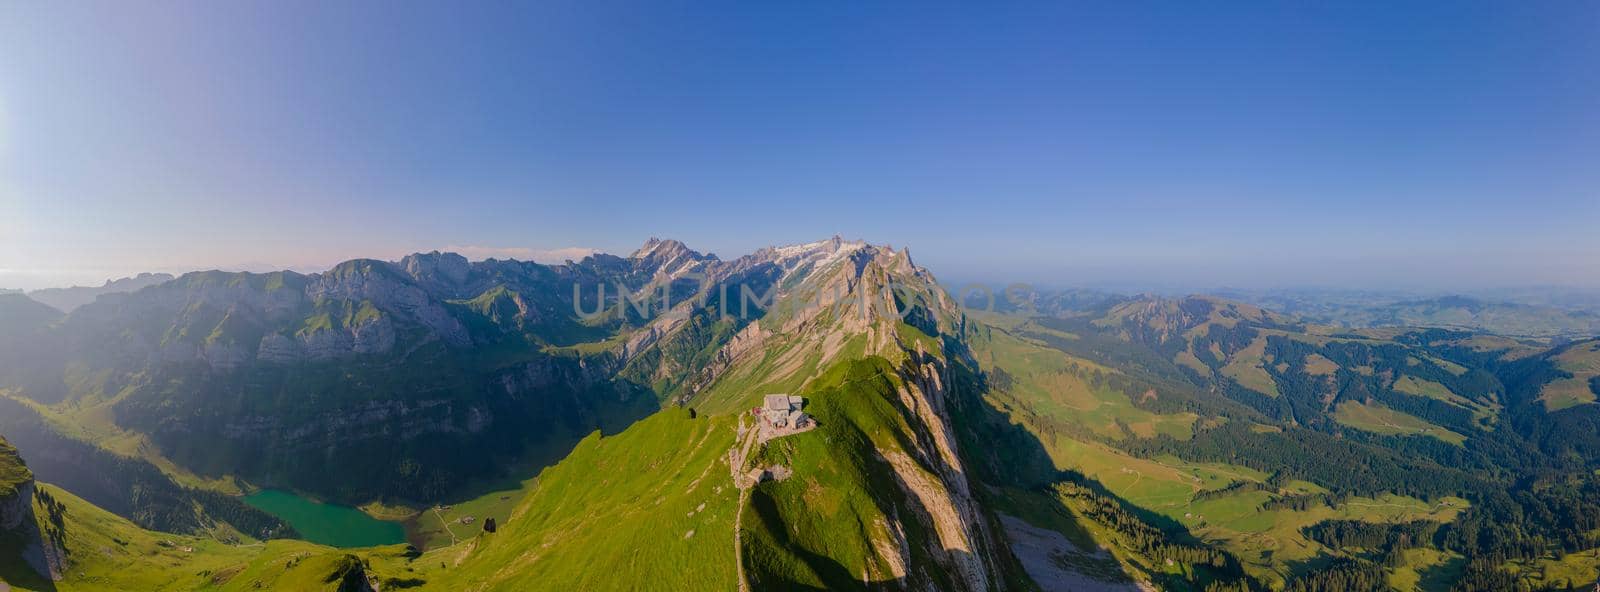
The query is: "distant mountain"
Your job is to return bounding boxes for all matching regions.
[26,272,175,313]
[1215,288,1600,338]
[6,243,1600,591]
[0,238,968,505]
[0,237,1055,590]
[959,285,1128,316]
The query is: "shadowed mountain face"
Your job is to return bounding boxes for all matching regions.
[0,238,946,505]
[0,237,1061,591]
[3,241,1600,591]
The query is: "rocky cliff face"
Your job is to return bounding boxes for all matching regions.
[0,478,32,533]
[884,347,999,591]
[0,437,65,582]
[656,239,1011,590]
[0,437,33,533]
[0,238,979,508]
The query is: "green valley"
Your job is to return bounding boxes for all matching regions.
[4,240,1600,591]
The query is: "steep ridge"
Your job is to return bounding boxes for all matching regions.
[0,436,65,586]
[417,238,1020,590]
[25,272,175,314]
[0,240,898,467]
[6,243,1600,590]
[0,238,1033,591]
[0,243,737,503]
[963,294,1600,589]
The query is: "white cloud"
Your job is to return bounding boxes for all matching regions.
[440,245,601,264]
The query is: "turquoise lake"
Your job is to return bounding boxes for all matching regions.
[242,489,406,548]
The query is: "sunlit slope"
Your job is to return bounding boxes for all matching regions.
[427,243,1019,590]
[0,481,399,592]
[964,317,1476,587]
[739,355,1021,591]
[424,408,739,591]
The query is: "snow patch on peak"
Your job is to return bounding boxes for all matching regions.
[771,235,866,260]
[632,238,699,261]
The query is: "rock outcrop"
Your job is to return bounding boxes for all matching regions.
[0,437,66,582]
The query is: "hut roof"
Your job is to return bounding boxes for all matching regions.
[764,394,791,411]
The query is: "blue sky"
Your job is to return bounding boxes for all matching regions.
[2,1,1596,290]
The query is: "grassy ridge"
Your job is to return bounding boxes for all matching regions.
[966,317,1475,587]
[0,435,29,498]
[740,357,959,590]
[1333,400,1467,446]
[0,482,396,592]
[427,407,740,591]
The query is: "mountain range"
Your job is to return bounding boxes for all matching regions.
[1,238,1598,591]
[23,273,176,314]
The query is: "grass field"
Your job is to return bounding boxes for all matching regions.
[1387,547,1465,591]
[1393,375,1499,424]
[427,407,741,591]
[1540,341,1600,411]
[739,358,963,589]
[0,482,406,592]
[1012,415,1469,586]
[0,436,29,498]
[1194,492,1466,586]
[1508,546,1600,590]
[1419,355,1469,376]
[1334,400,1467,446]
[1,391,245,494]
[355,471,540,550]
[973,327,1197,440]
[1220,337,1279,397]
[1040,434,1467,586]
[1303,353,1340,376]
[406,477,535,550]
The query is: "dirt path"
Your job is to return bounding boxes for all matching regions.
[734,487,750,592]
[730,417,760,592]
[434,507,459,545]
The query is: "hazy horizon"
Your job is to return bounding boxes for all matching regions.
[6,234,1600,298]
[4,3,1597,292]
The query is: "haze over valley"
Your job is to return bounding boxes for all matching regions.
[3,2,1599,591]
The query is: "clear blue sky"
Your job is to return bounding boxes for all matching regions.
[2,1,1596,290]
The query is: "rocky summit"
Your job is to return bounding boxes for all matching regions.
[2,238,1599,591]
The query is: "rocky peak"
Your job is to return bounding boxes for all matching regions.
[398,251,476,299]
[631,238,711,280]
[308,261,472,348]
[632,238,696,260]
[400,251,472,287]
[0,436,62,581]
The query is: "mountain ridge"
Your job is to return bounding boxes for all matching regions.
[3,238,1600,590]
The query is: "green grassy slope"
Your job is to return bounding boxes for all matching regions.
[1540,340,1600,411]
[424,407,740,591]
[963,315,1484,588]
[1333,400,1467,446]
[740,357,962,590]
[0,482,399,592]
[0,436,29,499]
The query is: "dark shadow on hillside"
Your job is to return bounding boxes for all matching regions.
[942,339,1250,589]
[0,492,63,592]
[0,544,59,592]
[745,486,912,591]
[1416,552,1467,591]
[0,373,663,548]
[376,377,663,516]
